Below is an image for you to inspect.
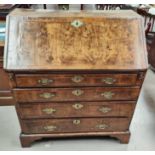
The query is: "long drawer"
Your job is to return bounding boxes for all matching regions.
[14,87,140,103]
[21,118,130,134]
[15,73,138,87]
[18,101,136,119]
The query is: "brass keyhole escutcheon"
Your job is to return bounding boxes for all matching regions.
[72,89,84,96]
[71,75,84,83]
[72,103,84,110]
[101,91,115,100]
[73,119,81,125]
[71,20,84,28]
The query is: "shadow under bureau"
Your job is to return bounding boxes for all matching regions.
[4,9,148,147]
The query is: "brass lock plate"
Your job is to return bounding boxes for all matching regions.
[72,103,84,110]
[71,20,84,28]
[72,89,84,96]
[71,75,84,83]
[73,119,81,125]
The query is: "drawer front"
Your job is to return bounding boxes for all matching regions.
[15,73,138,87]
[22,118,130,134]
[14,87,140,103]
[18,101,136,119]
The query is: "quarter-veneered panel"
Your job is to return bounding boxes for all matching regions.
[4,9,148,71]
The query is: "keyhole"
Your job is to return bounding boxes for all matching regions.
[76,104,80,108]
[77,90,82,96]
[76,22,79,26]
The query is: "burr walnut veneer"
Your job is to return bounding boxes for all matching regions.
[4,9,148,147]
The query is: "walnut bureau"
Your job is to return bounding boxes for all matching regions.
[4,9,148,147]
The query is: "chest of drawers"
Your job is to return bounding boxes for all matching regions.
[4,9,148,147]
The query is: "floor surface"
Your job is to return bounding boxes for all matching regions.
[0,69,155,151]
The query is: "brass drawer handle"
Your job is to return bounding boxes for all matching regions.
[96,124,108,130]
[71,75,84,83]
[38,78,53,85]
[42,108,56,114]
[99,107,111,113]
[44,125,57,131]
[101,91,115,100]
[101,77,116,85]
[72,103,84,110]
[71,20,83,28]
[39,92,56,99]
[72,89,84,96]
[73,119,81,125]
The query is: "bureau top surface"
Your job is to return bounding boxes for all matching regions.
[4,9,148,71]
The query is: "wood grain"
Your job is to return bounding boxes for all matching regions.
[4,9,148,71]
[14,87,140,102]
[4,9,148,146]
[17,101,136,119]
[15,73,139,87]
[21,117,130,134]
